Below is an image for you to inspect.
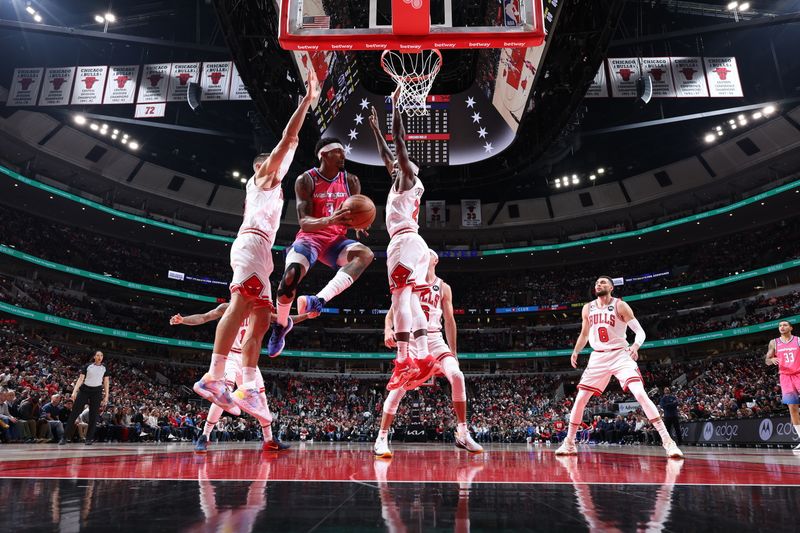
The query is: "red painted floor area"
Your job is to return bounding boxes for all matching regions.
[2,445,800,485]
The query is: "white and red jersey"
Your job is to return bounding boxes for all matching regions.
[775,336,800,375]
[230,317,249,357]
[237,176,284,242]
[418,277,444,332]
[587,297,628,351]
[385,177,424,238]
[295,168,351,240]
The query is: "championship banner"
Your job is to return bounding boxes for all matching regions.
[461,199,482,227]
[426,200,446,227]
[103,65,139,104]
[6,67,44,106]
[704,57,744,98]
[167,62,200,102]
[229,65,252,101]
[200,61,233,101]
[670,57,708,98]
[608,58,640,98]
[641,57,676,97]
[38,67,75,106]
[137,63,171,103]
[584,64,608,98]
[71,66,108,105]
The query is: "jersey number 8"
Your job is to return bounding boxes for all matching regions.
[598,327,609,343]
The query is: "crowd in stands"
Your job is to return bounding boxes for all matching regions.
[0,324,791,447]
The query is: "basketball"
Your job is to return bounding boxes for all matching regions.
[343,194,376,229]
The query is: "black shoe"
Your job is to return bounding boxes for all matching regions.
[58,438,66,445]
[85,440,94,446]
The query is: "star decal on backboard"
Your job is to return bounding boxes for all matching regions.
[465,96,476,108]
[483,141,494,153]
[477,127,488,138]
[344,143,353,155]
[359,97,370,110]
[354,113,364,125]
[471,112,482,124]
[348,128,359,140]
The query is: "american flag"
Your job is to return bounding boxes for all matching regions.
[302,16,330,29]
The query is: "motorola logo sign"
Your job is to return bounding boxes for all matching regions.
[759,419,774,441]
[703,422,714,441]
[775,421,799,440]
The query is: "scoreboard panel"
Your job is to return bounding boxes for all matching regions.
[385,95,451,165]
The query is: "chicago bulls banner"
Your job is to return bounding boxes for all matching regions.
[704,57,744,98]
[167,62,200,102]
[6,67,44,106]
[584,64,608,98]
[137,63,171,103]
[229,65,252,101]
[39,67,76,106]
[103,65,139,104]
[460,199,482,228]
[641,57,676,97]
[71,66,108,105]
[608,58,640,98]
[200,61,232,101]
[426,200,446,227]
[670,57,709,97]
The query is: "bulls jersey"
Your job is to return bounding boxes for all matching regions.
[295,168,350,240]
[237,176,284,241]
[418,277,443,332]
[230,317,249,356]
[386,177,424,238]
[775,336,800,375]
[587,297,628,351]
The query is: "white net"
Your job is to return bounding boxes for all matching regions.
[380,49,443,117]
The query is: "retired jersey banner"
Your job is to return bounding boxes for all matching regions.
[71,66,108,105]
[201,61,233,101]
[608,58,640,98]
[229,65,252,101]
[641,57,676,97]
[426,200,446,227]
[167,62,200,102]
[137,63,171,103]
[461,199,482,227]
[670,57,708,98]
[38,67,75,106]
[103,65,139,104]
[585,64,608,98]
[704,57,744,97]
[6,67,44,106]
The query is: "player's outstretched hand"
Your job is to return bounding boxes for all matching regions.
[355,227,370,239]
[328,205,351,225]
[304,66,320,102]
[391,85,401,106]
[767,357,779,366]
[369,106,380,130]
[570,351,578,369]
[384,330,397,349]
[170,314,183,325]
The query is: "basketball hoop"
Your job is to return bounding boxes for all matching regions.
[381,49,443,117]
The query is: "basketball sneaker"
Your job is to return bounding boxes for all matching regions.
[195,434,209,453]
[374,438,393,459]
[455,431,484,454]
[386,358,420,391]
[262,438,290,452]
[232,387,270,420]
[267,316,293,358]
[555,439,578,455]
[663,440,684,459]
[193,373,241,416]
[297,295,324,318]
[402,355,439,391]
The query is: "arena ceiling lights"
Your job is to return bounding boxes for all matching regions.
[702,104,776,144]
[73,115,140,151]
[552,167,606,189]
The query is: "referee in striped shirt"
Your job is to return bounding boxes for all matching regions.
[60,351,110,445]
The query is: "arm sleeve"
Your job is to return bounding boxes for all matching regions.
[627,318,646,347]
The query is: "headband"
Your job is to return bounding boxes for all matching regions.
[317,142,345,160]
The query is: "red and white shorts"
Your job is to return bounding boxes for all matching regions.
[229,233,273,308]
[386,231,429,292]
[224,350,265,393]
[578,348,642,396]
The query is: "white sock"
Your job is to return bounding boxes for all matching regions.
[203,404,224,437]
[651,418,672,444]
[456,423,468,436]
[317,270,353,303]
[414,335,429,359]
[378,429,389,440]
[242,367,258,386]
[396,341,409,363]
[262,423,273,441]
[208,353,227,380]
[794,424,800,438]
[276,300,291,327]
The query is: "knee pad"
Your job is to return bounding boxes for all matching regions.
[277,263,303,299]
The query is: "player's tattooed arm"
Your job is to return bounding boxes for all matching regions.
[296,172,351,231]
[571,304,591,368]
[368,106,395,175]
[170,303,228,326]
[765,339,778,365]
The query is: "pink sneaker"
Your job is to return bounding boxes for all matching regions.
[193,373,241,416]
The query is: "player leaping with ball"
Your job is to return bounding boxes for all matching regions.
[556,276,684,459]
[368,87,438,390]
